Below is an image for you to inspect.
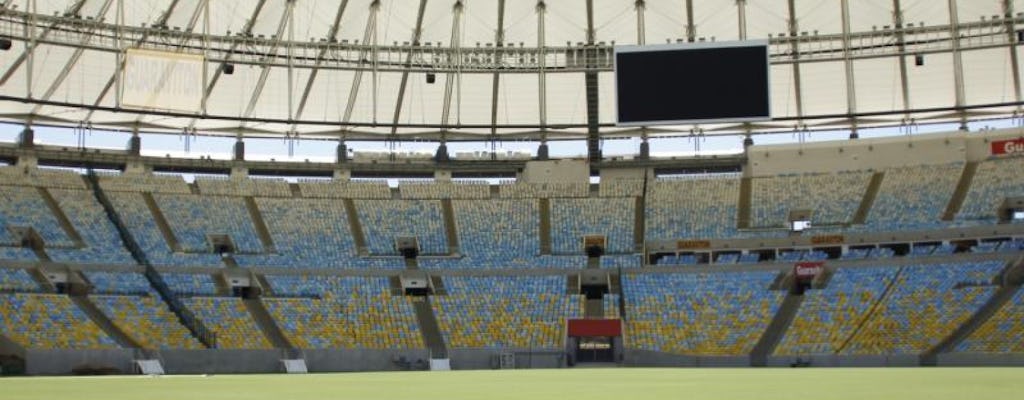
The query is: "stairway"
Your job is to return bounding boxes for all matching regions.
[255,274,274,296]
[83,171,216,349]
[567,274,580,295]
[342,199,369,255]
[737,177,752,229]
[142,193,182,252]
[942,161,979,221]
[212,273,232,296]
[633,197,645,253]
[27,268,56,292]
[69,294,142,349]
[288,183,302,198]
[244,197,276,253]
[411,297,448,359]
[587,257,600,269]
[429,275,447,295]
[538,198,552,255]
[242,298,295,350]
[389,276,404,296]
[404,257,419,270]
[441,199,459,254]
[852,172,885,224]
[585,299,604,319]
[750,293,805,366]
[921,285,1021,365]
[35,187,84,247]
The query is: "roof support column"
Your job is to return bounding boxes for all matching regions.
[293,0,349,127]
[341,1,380,128]
[736,0,747,40]
[841,0,858,137]
[388,0,429,138]
[685,0,695,42]
[786,0,805,126]
[30,0,114,115]
[1003,0,1022,113]
[892,0,911,123]
[536,1,548,160]
[241,1,295,122]
[488,0,507,156]
[947,0,967,130]
[192,0,266,124]
[585,0,601,161]
[440,1,464,135]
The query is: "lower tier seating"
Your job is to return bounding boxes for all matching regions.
[623,271,783,355]
[955,287,1024,353]
[264,295,422,349]
[90,294,204,349]
[182,297,272,349]
[0,293,117,349]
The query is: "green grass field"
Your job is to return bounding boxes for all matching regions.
[2,368,1021,400]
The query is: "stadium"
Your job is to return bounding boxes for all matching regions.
[1,0,1024,398]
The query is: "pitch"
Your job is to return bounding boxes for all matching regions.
[2,368,1021,400]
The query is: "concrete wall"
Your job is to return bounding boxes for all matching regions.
[522,160,589,184]
[936,353,1024,367]
[764,354,920,368]
[25,349,135,375]
[747,127,1024,177]
[303,349,429,372]
[622,349,749,367]
[448,348,566,370]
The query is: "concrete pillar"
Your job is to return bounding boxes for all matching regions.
[434,143,450,162]
[536,143,549,160]
[17,128,34,149]
[638,140,650,160]
[233,139,245,161]
[434,170,452,181]
[336,142,348,164]
[333,169,351,181]
[126,135,141,156]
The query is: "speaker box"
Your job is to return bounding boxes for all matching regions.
[222,63,235,75]
[0,38,11,51]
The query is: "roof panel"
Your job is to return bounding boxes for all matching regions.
[799,61,848,117]
[744,0,789,41]
[545,72,585,125]
[770,63,799,119]
[496,73,539,125]
[691,0,740,43]
[961,48,1016,106]
[853,57,903,113]
[905,52,956,110]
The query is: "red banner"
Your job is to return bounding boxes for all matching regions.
[991,138,1024,156]
[794,262,825,280]
[568,319,622,337]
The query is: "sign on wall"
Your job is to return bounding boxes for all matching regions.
[121,48,205,113]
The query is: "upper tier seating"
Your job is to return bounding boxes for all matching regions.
[499,182,589,198]
[97,173,191,194]
[601,255,643,269]
[0,248,36,262]
[0,293,117,349]
[355,200,447,255]
[90,294,204,349]
[645,175,740,240]
[423,200,539,269]
[0,268,41,292]
[182,296,272,349]
[864,163,963,231]
[83,271,151,295]
[162,273,219,297]
[603,294,621,319]
[551,198,635,254]
[750,171,872,228]
[433,276,582,348]
[599,179,644,197]
[46,189,134,264]
[156,194,264,254]
[842,261,1003,355]
[624,271,783,355]
[297,180,391,199]
[958,156,1024,221]
[398,180,490,199]
[0,167,87,190]
[955,287,1024,353]
[236,198,407,270]
[195,177,291,198]
[106,192,223,268]
[0,185,75,247]
[263,277,422,349]
[775,266,900,355]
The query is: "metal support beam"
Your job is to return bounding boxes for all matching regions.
[736,0,747,40]
[787,0,805,122]
[841,0,857,133]
[537,1,548,129]
[892,0,912,119]
[488,0,506,144]
[635,1,646,45]
[685,0,696,42]
[192,0,267,126]
[30,0,114,115]
[0,0,87,87]
[89,0,183,120]
[440,1,464,130]
[240,1,294,121]
[341,1,381,127]
[1004,0,1022,112]
[388,0,429,135]
[293,0,349,124]
[585,0,600,161]
[948,0,967,129]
